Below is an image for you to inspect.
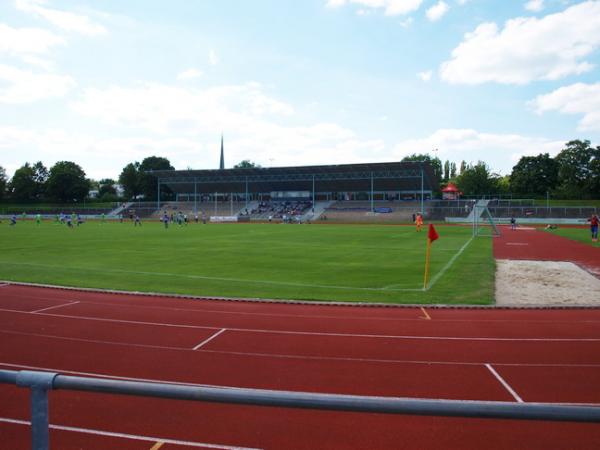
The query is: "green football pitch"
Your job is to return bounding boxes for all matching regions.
[0,220,494,304]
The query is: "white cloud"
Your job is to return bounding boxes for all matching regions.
[71,82,295,133]
[0,64,75,103]
[326,0,424,16]
[0,23,65,56]
[530,82,600,131]
[418,70,432,81]
[177,68,203,80]
[456,0,470,5]
[15,0,107,36]
[48,81,386,176]
[426,1,449,21]
[525,0,544,12]
[208,49,218,66]
[399,17,413,27]
[392,128,565,172]
[440,1,600,84]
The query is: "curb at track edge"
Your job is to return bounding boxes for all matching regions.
[2,280,599,310]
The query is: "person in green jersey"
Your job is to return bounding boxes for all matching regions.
[36,213,42,225]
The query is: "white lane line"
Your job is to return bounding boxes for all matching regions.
[0,283,9,288]
[0,417,261,450]
[30,301,79,314]
[3,360,600,393]
[506,243,529,246]
[419,307,431,320]
[193,328,227,350]
[2,307,600,342]
[0,261,419,292]
[8,293,600,325]
[485,363,524,403]
[426,236,474,290]
[2,327,600,368]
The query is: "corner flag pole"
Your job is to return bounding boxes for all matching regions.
[423,224,439,290]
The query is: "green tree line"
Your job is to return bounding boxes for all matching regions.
[1,140,598,202]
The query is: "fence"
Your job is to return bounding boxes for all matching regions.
[1,369,600,450]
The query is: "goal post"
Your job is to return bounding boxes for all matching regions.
[472,202,501,237]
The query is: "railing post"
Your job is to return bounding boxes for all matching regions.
[17,371,59,450]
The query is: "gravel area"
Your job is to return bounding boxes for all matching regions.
[495,259,600,306]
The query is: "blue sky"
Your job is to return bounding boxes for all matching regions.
[1,0,599,180]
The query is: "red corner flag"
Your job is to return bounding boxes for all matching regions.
[428,224,439,242]
[423,224,439,289]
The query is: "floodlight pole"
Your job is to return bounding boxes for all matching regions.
[420,165,424,214]
[245,177,249,209]
[370,172,374,213]
[312,175,315,210]
[157,180,160,211]
[194,180,197,213]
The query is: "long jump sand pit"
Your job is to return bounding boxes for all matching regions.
[496,259,600,306]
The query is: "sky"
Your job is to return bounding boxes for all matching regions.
[1,0,600,180]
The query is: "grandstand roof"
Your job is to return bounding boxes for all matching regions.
[151,161,438,194]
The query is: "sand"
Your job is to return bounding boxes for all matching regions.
[495,259,600,306]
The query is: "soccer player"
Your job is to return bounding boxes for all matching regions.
[10,214,17,226]
[77,214,84,226]
[590,214,599,243]
[415,213,423,232]
[162,212,169,229]
[36,213,42,225]
[134,214,142,226]
[510,216,516,230]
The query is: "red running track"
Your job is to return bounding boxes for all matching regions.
[1,283,600,449]
[494,226,600,276]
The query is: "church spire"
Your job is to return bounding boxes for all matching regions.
[219,133,225,170]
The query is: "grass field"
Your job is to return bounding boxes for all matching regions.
[0,220,494,304]
[544,226,600,247]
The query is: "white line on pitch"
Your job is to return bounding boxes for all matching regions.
[0,261,418,292]
[193,328,227,350]
[485,363,524,403]
[30,301,80,314]
[2,307,600,342]
[426,236,474,290]
[0,417,261,450]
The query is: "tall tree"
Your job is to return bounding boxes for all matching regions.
[32,161,48,200]
[9,163,37,202]
[509,153,559,196]
[459,160,466,175]
[139,156,174,201]
[0,166,7,201]
[555,140,595,198]
[98,178,117,198]
[456,161,500,196]
[118,162,141,200]
[443,160,450,183]
[401,154,443,183]
[589,145,600,197]
[450,162,457,179]
[233,160,261,169]
[45,161,90,202]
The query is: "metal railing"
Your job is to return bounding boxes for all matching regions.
[2,369,600,450]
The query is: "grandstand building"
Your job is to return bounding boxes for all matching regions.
[151,161,438,215]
